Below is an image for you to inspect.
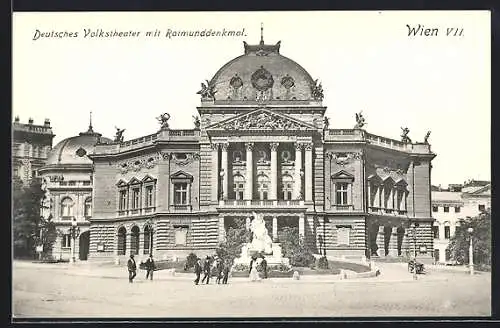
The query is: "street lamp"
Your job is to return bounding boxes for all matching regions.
[70,218,80,263]
[410,222,418,280]
[468,227,474,275]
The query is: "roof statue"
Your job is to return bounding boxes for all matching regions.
[197,79,217,100]
[156,113,171,130]
[114,127,125,143]
[401,127,412,144]
[193,115,201,130]
[354,111,366,129]
[323,116,329,130]
[310,79,324,101]
[424,131,431,144]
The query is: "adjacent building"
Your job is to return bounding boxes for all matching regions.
[81,36,437,264]
[431,180,491,263]
[12,117,55,184]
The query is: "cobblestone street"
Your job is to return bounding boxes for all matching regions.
[12,261,491,318]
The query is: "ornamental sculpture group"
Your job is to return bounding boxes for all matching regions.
[249,211,273,255]
[222,112,303,131]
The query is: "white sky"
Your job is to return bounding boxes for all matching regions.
[13,11,490,187]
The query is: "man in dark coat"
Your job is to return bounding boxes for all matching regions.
[145,254,155,280]
[201,256,211,284]
[260,255,268,279]
[127,254,137,283]
[222,260,231,284]
[194,258,203,285]
[215,258,224,284]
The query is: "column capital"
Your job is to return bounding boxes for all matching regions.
[220,143,229,151]
[294,143,303,151]
[245,142,255,151]
[269,142,280,151]
[303,142,314,151]
[210,143,219,151]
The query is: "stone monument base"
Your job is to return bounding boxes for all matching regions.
[233,243,290,266]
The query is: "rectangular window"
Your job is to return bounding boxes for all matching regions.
[174,183,188,205]
[174,225,189,246]
[62,234,71,248]
[432,226,439,239]
[444,226,450,239]
[443,206,449,213]
[478,204,485,211]
[336,183,348,205]
[238,191,244,200]
[119,190,127,210]
[454,206,461,213]
[132,188,140,209]
[432,206,438,212]
[145,185,154,207]
[336,226,351,246]
[263,191,268,200]
[287,191,292,200]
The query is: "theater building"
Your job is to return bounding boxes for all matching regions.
[87,36,436,263]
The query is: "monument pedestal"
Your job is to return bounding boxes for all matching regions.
[233,243,290,266]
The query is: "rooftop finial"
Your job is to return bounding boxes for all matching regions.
[260,22,264,44]
[88,111,94,132]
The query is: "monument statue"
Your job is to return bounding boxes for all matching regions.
[401,127,412,143]
[354,111,366,129]
[249,211,273,255]
[323,116,329,129]
[311,79,324,101]
[156,113,170,130]
[114,127,125,143]
[424,131,431,144]
[193,115,201,129]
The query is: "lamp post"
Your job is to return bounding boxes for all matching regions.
[70,218,80,263]
[411,222,418,280]
[468,227,474,275]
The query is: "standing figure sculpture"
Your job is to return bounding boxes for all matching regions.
[249,211,273,255]
[424,131,431,144]
[156,113,170,130]
[354,111,366,129]
[114,127,125,143]
[323,116,330,130]
[193,115,201,129]
[197,80,217,100]
[401,127,412,143]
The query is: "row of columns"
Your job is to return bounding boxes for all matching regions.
[369,183,408,211]
[212,141,314,202]
[242,214,306,241]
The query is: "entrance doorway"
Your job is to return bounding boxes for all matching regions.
[79,231,90,260]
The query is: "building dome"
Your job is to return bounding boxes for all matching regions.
[45,125,112,166]
[207,38,319,102]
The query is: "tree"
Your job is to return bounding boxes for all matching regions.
[215,218,252,265]
[13,177,54,259]
[279,226,315,267]
[448,209,491,267]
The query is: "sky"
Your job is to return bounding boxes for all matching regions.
[12,11,490,187]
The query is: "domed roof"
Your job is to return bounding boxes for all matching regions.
[45,125,112,166]
[208,38,318,102]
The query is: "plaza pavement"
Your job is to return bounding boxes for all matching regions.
[12,260,491,318]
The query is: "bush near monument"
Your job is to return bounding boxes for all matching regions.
[215,218,252,264]
[279,226,316,267]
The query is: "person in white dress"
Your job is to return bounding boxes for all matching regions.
[249,257,262,282]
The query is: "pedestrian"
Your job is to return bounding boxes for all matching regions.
[222,260,230,284]
[215,258,224,284]
[127,254,137,283]
[260,255,268,279]
[194,258,203,285]
[145,254,155,280]
[201,256,211,284]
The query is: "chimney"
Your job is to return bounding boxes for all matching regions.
[14,116,20,123]
[44,119,51,127]
[28,118,34,124]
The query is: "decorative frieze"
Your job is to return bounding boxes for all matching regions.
[325,151,362,166]
[220,111,306,131]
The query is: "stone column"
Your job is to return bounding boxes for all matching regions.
[367,182,372,208]
[221,143,229,200]
[245,143,254,200]
[294,143,303,199]
[304,142,313,202]
[299,214,305,239]
[272,216,278,242]
[269,142,279,200]
[211,143,219,202]
[218,215,225,242]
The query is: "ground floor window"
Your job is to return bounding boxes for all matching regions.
[62,234,71,248]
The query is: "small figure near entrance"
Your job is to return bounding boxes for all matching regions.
[201,256,212,284]
[215,257,224,284]
[260,254,268,279]
[127,254,137,283]
[194,258,203,285]
[145,254,155,280]
[222,260,231,284]
[249,256,262,282]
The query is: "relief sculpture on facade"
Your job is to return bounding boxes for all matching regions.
[325,151,363,166]
[221,111,304,131]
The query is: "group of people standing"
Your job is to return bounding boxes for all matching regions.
[249,254,268,281]
[127,254,155,283]
[194,256,231,285]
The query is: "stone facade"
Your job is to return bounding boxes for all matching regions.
[84,37,436,263]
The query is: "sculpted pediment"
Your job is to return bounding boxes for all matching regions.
[207,108,316,131]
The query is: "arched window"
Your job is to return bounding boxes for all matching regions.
[117,227,126,255]
[233,174,245,200]
[131,226,140,255]
[144,225,152,255]
[281,175,294,200]
[84,197,92,218]
[60,197,74,218]
[257,174,270,200]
